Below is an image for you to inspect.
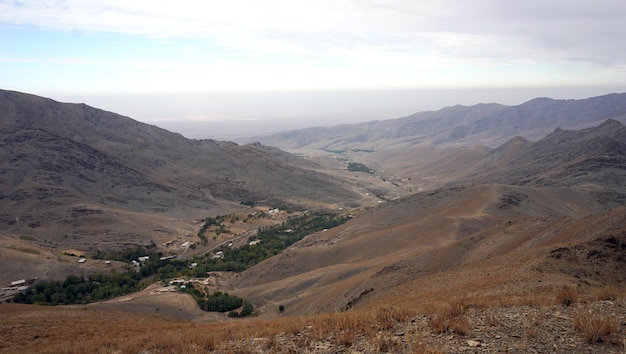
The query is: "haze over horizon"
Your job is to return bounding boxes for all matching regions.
[2,1,625,138]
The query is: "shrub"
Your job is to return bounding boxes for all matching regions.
[556,287,577,306]
[572,310,617,343]
[591,285,622,301]
[449,316,471,335]
[427,299,471,335]
[427,314,470,335]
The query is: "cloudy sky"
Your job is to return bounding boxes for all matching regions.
[1,1,625,137]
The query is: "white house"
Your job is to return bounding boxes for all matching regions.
[10,279,26,286]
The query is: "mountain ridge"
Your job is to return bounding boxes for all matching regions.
[246,92,626,150]
[0,89,361,247]
[460,118,626,194]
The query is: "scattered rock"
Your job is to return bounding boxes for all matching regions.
[467,339,482,347]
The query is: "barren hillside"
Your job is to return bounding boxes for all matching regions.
[0,90,361,249]
[226,184,614,316]
[2,92,626,353]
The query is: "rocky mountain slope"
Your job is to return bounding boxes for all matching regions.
[227,184,617,315]
[222,120,626,317]
[0,90,360,247]
[459,119,626,199]
[248,93,626,150]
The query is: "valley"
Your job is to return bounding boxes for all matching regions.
[1,90,626,353]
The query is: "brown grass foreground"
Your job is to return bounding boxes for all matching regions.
[0,303,437,353]
[2,285,625,353]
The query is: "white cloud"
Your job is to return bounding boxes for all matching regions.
[1,0,625,96]
[3,0,626,66]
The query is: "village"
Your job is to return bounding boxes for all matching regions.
[0,278,35,302]
[4,206,354,315]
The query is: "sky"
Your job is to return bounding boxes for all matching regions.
[1,0,626,138]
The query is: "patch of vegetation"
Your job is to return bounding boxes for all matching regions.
[12,270,145,305]
[323,149,347,154]
[590,285,621,301]
[193,212,349,273]
[197,215,234,244]
[426,298,471,335]
[347,162,373,173]
[573,310,617,343]
[19,235,38,242]
[496,191,528,209]
[228,300,253,318]
[93,245,159,263]
[184,284,252,317]
[11,254,250,315]
[202,291,242,312]
[10,246,41,255]
[240,200,256,207]
[555,287,577,306]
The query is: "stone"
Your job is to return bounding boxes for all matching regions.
[467,340,482,347]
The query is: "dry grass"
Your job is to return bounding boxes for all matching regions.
[3,270,625,353]
[426,297,472,336]
[1,287,623,353]
[572,310,618,343]
[590,285,623,301]
[373,333,404,352]
[555,287,578,306]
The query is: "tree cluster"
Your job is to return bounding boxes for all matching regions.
[191,212,349,274]
[347,162,373,173]
[184,284,251,316]
[12,270,144,305]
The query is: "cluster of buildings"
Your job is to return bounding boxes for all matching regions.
[131,255,151,267]
[1,279,34,299]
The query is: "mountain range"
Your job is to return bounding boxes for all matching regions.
[2,89,626,353]
[247,93,626,150]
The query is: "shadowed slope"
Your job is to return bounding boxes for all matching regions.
[0,90,360,247]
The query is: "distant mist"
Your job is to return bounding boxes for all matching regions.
[55,86,624,140]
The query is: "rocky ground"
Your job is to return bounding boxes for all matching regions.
[1,295,624,353]
[420,299,626,354]
[226,298,626,353]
